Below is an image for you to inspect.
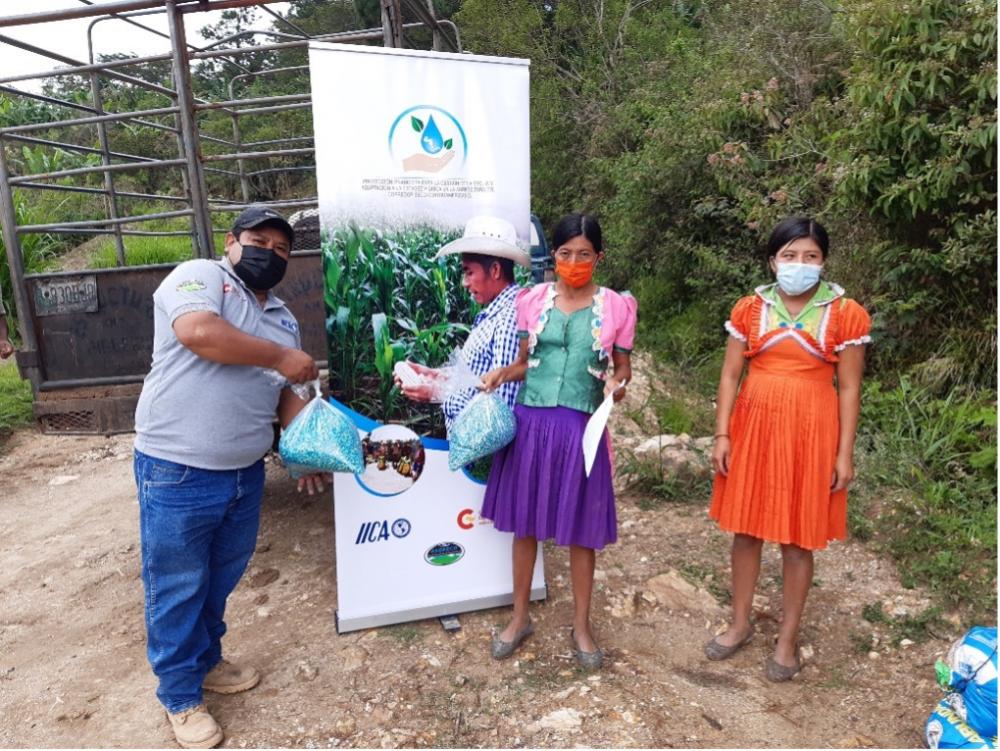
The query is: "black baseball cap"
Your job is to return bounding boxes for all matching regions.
[231,205,294,244]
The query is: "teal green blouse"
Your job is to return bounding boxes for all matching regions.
[517,306,604,414]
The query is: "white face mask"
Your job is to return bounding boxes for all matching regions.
[775,262,822,296]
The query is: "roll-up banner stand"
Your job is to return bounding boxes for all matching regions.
[309,42,546,633]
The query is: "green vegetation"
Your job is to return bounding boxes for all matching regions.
[0,361,32,438]
[625,458,711,511]
[87,211,231,268]
[679,562,732,605]
[861,600,947,646]
[378,622,424,645]
[851,631,876,655]
[0,190,85,343]
[89,233,221,269]
[618,370,716,509]
[853,380,996,616]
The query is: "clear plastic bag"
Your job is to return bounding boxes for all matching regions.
[279,380,365,476]
[447,392,517,471]
[436,347,484,402]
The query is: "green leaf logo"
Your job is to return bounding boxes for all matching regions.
[411,116,424,132]
[443,138,453,149]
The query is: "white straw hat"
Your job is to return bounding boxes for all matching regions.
[433,215,531,268]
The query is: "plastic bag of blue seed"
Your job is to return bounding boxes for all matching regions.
[926,626,998,749]
[448,392,517,471]
[279,381,365,477]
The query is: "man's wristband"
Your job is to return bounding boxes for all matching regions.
[714,433,730,439]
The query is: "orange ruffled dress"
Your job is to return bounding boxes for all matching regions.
[709,282,872,550]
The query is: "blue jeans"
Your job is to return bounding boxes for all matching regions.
[134,449,265,713]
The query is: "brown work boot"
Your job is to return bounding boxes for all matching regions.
[203,659,261,694]
[166,704,223,749]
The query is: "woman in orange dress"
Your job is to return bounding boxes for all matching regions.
[705,217,871,681]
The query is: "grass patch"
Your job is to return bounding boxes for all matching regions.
[854,378,997,621]
[845,471,878,542]
[0,361,32,437]
[861,601,947,645]
[651,390,714,436]
[87,212,229,269]
[509,665,565,695]
[1,194,71,344]
[850,631,875,654]
[861,601,888,623]
[378,623,423,645]
[619,364,716,509]
[679,562,731,605]
[623,452,712,510]
[89,233,223,268]
[817,662,852,690]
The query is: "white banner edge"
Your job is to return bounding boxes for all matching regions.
[336,586,548,633]
[308,40,531,67]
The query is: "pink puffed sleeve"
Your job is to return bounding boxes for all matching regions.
[725,296,754,342]
[835,298,872,351]
[515,284,547,337]
[612,292,638,352]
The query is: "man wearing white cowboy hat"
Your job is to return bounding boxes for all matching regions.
[398,215,530,428]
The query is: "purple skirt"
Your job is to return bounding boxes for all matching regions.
[481,404,617,550]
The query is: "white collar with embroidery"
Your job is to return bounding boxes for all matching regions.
[548,282,604,304]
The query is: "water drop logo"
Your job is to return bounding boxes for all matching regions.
[415,114,450,154]
[389,105,467,173]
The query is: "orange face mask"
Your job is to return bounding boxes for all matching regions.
[555,258,595,288]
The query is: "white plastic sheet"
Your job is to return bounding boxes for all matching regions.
[582,379,627,476]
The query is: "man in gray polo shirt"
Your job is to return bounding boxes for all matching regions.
[134,206,322,749]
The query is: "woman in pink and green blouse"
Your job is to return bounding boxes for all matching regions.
[481,213,637,669]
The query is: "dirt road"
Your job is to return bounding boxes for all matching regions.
[0,423,950,748]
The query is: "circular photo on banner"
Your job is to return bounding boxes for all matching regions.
[358,424,426,496]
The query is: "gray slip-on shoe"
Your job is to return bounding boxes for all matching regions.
[704,624,756,661]
[570,628,604,670]
[491,620,534,660]
[764,649,801,682]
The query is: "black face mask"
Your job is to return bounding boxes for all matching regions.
[232,243,287,291]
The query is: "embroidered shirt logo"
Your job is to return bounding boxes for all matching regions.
[176,280,207,293]
[280,318,299,334]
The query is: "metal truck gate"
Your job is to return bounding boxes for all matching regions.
[0,0,461,433]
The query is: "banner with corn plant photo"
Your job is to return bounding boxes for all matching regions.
[309,43,545,633]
